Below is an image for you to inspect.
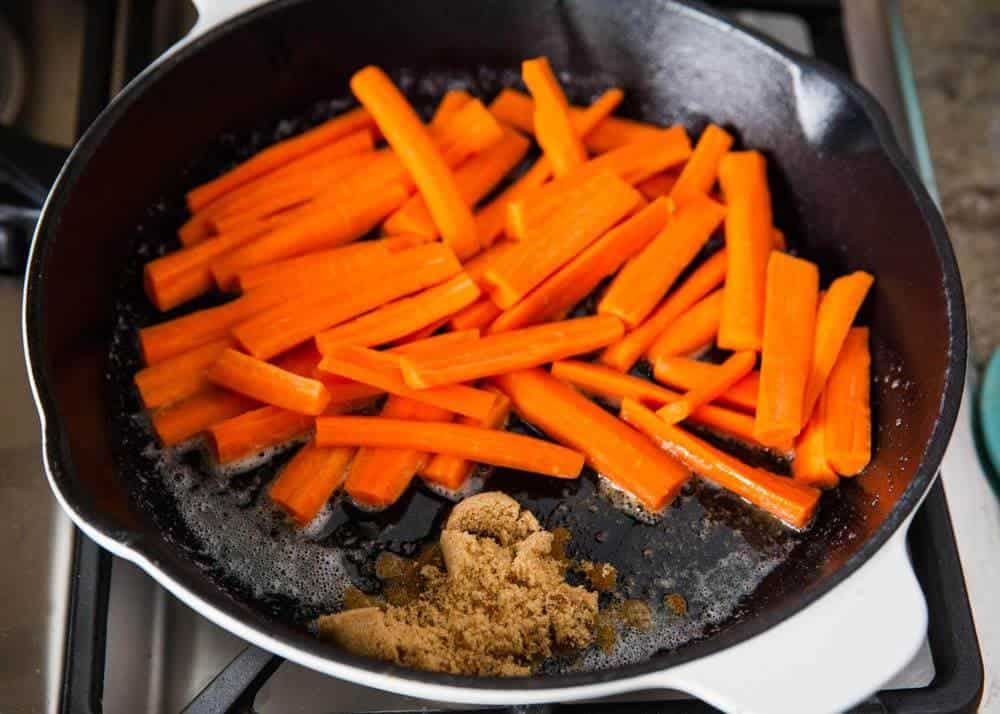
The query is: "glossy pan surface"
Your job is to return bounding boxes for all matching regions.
[24,0,965,691]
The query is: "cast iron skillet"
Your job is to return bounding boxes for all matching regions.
[24,0,966,698]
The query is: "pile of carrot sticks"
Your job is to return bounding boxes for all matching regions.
[135,58,874,530]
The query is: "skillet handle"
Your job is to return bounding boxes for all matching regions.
[186,0,273,39]
[646,527,927,714]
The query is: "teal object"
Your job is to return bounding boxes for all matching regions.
[978,348,1000,484]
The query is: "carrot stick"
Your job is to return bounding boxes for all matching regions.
[652,356,761,413]
[619,399,819,528]
[351,67,481,259]
[385,318,458,348]
[823,327,871,475]
[755,252,820,446]
[657,351,757,425]
[422,390,512,491]
[272,341,323,378]
[792,390,839,489]
[187,107,375,212]
[318,346,498,421]
[506,130,691,240]
[210,181,410,290]
[717,151,774,351]
[231,243,461,360]
[646,289,724,362]
[800,271,874,427]
[235,234,428,292]
[207,405,314,465]
[637,171,679,200]
[151,388,257,447]
[489,198,669,333]
[493,368,689,511]
[314,274,480,353]
[138,286,295,365]
[400,314,624,389]
[771,227,787,251]
[598,195,726,327]
[669,124,734,207]
[600,249,728,372]
[430,98,506,165]
[485,172,641,307]
[178,212,217,247]
[391,329,482,357]
[270,442,356,524]
[549,360,785,451]
[207,348,330,416]
[522,57,587,177]
[342,396,453,508]
[431,89,473,127]
[382,129,530,246]
[487,88,667,153]
[134,338,234,409]
[448,298,502,331]
[317,416,584,479]
[144,219,278,311]
[461,240,517,288]
[210,153,377,234]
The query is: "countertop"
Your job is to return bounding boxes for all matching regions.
[902,0,1000,367]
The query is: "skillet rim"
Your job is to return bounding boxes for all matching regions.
[22,0,967,691]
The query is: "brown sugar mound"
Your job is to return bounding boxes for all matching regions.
[315,492,598,676]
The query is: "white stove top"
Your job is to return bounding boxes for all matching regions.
[2,3,996,712]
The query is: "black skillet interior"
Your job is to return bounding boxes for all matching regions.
[26,0,965,688]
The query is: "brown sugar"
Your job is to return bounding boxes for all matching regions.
[315,492,599,676]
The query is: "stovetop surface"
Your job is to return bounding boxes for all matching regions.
[0,2,987,713]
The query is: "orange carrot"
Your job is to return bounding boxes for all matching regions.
[461,240,517,288]
[429,98,506,165]
[489,198,669,333]
[493,369,689,511]
[522,57,587,176]
[506,130,691,239]
[801,271,874,426]
[422,390,512,491]
[314,274,480,353]
[138,286,295,365]
[382,129,530,247]
[431,89,473,127]
[210,152,377,234]
[144,219,279,311]
[600,250,728,372]
[187,107,375,212]
[669,124,734,207]
[178,211,217,247]
[637,171,679,200]
[487,88,667,154]
[207,348,330,416]
[385,318,448,347]
[210,182,410,290]
[272,341,323,378]
[269,442,356,524]
[474,161,552,247]
[317,417,585,479]
[792,389,838,489]
[351,66,481,260]
[717,151,773,351]
[755,252,820,446]
[207,405,314,465]
[653,356,761,413]
[657,351,757,425]
[485,172,641,307]
[151,388,257,447]
[448,298,503,331]
[824,327,871,475]
[391,329,482,357]
[646,289,724,362]
[771,227,787,251]
[400,314,625,389]
[343,396,453,508]
[247,129,375,186]
[549,360,784,451]
[235,234,428,292]
[134,338,234,409]
[231,243,461,360]
[598,194,726,327]
[620,399,819,528]
[318,346,498,421]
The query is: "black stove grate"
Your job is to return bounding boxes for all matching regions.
[46,1,983,712]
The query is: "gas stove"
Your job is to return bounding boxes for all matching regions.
[0,2,986,712]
